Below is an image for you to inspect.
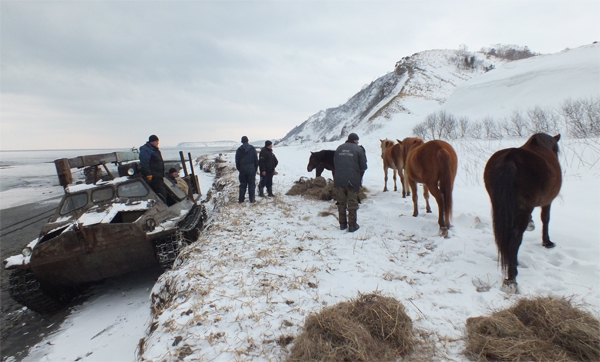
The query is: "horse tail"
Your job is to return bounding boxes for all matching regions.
[437,148,454,225]
[490,161,517,273]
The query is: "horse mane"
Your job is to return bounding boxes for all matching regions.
[528,133,560,154]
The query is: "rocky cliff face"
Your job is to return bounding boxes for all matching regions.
[279,49,503,145]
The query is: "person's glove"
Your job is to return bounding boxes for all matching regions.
[146,175,153,181]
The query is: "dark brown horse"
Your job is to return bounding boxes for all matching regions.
[307,150,335,178]
[404,139,457,237]
[484,133,562,292]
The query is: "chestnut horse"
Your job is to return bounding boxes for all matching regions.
[307,150,335,178]
[380,139,405,194]
[404,139,457,237]
[380,137,424,197]
[484,133,562,292]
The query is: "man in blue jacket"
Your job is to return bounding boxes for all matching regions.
[139,134,166,202]
[235,136,259,203]
[334,133,367,232]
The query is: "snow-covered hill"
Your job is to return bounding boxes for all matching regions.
[280,43,599,145]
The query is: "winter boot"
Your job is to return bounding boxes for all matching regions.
[348,209,360,232]
[258,186,265,197]
[267,186,274,197]
[338,206,347,230]
[239,184,247,203]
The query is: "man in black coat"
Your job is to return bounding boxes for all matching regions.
[333,133,368,232]
[235,136,259,203]
[258,140,279,197]
[139,134,167,202]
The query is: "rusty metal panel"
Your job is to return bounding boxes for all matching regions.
[30,223,160,287]
[62,151,139,169]
[54,158,73,188]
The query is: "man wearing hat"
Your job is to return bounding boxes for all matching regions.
[166,167,189,195]
[258,140,279,197]
[235,136,259,203]
[333,133,368,232]
[139,134,166,201]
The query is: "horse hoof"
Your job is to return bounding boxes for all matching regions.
[439,227,448,238]
[543,241,556,249]
[501,280,519,294]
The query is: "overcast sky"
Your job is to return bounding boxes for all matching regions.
[1,0,597,150]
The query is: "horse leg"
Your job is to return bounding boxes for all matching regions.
[428,186,447,235]
[392,169,398,191]
[409,178,419,217]
[541,205,555,248]
[423,184,432,213]
[502,207,533,291]
[399,170,407,198]
[383,167,388,191]
[316,165,324,178]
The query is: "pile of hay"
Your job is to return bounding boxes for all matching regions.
[286,176,368,201]
[287,292,416,361]
[465,296,600,361]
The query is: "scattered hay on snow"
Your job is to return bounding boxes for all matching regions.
[287,292,416,362]
[464,296,600,361]
[286,176,368,201]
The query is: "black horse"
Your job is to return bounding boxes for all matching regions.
[307,150,335,177]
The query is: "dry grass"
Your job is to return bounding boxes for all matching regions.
[465,296,600,361]
[287,292,416,362]
[286,176,368,201]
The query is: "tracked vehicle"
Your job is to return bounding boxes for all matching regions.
[4,150,207,313]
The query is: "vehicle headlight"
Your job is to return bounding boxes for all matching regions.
[127,168,135,176]
[145,218,156,231]
[22,247,32,257]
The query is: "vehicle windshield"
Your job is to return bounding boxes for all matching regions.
[92,187,114,203]
[59,193,88,215]
[117,180,149,198]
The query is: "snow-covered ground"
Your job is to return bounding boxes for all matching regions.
[8,136,598,362]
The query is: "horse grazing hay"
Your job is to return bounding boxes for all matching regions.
[287,292,416,362]
[465,296,600,361]
[286,176,367,202]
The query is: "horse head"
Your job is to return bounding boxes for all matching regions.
[307,151,318,172]
[526,133,561,156]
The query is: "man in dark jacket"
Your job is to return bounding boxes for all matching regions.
[333,132,368,232]
[258,140,279,197]
[139,134,166,202]
[235,136,259,203]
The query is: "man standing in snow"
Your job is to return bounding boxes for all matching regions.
[139,134,167,202]
[333,133,367,232]
[258,140,279,197]
[235,136,259,203]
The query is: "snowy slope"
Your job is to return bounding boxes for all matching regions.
[281,44,599,146]
[441,44,600,120]
[279,49,503,145]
